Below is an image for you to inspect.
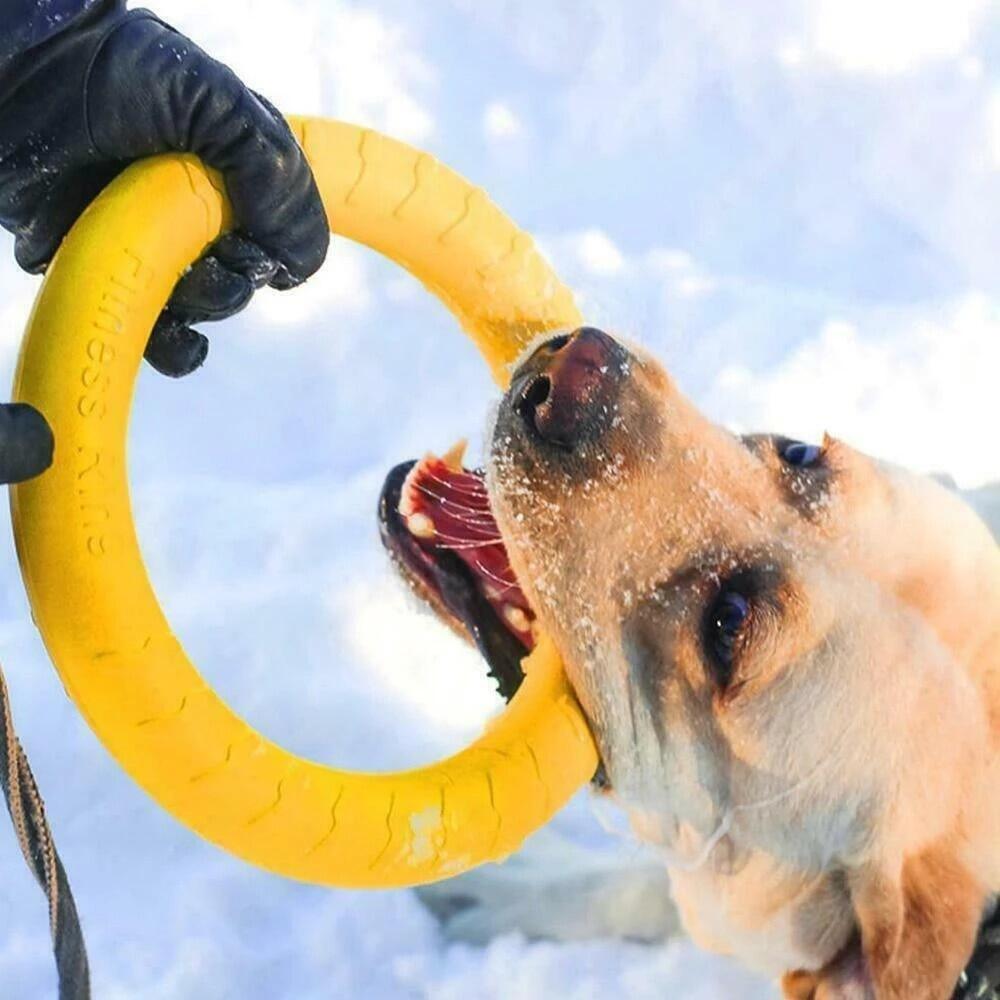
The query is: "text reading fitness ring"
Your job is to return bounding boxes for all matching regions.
[10,117,598,888]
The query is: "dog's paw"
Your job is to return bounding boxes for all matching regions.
[415,828,680,944]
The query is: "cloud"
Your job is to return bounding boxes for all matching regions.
[807,0,987,75]
[153,0,436,141]
[644,249,716,299]
[482,101,523,141]
[576,229,626,276]
[537,228,628,280]
[539,233,719,307]
[710,293,1000,488]
[250,241,373,331]
[455,0,1000,301]
[320,7,436,142]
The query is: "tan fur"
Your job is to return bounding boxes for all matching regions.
[848,840,983,999]
[486,336,1000,999]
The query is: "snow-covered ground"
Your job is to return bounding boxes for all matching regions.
[1,1,999,997]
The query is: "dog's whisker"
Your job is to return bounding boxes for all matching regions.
[433,539,507,551]
[472,560,519,592]
[434,515,502,533]
[425,514,503,534]
[422,470,490,498]
[431,529,504,544]
[414,483,493,516]
[396,503,498,532]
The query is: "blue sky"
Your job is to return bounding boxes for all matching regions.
[0,1,997,996]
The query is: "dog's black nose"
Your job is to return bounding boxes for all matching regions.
[513,327,628,449]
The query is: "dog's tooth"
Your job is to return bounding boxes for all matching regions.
[407,512,436,539]
[441,439,468,472]
[503,605,530,632]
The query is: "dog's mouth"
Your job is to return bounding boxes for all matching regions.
[378,443,536,702]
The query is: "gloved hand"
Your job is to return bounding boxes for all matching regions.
[0,0,329,485]
[0,0,329,382]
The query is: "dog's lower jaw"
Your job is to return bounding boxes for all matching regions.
[664,847,857,984]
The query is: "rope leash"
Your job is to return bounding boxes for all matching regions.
[0,667,89,999]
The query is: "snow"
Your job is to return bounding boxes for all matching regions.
[0,1,997,997]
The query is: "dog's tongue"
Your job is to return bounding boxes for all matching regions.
[397,443,536,650]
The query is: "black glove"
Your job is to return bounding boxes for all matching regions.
[0,0,329,382]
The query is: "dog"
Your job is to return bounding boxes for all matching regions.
[380,327,1000,999]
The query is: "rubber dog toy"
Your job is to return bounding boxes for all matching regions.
[10,117,599,888]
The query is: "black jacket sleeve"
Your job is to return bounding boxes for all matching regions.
[0,0,99,64]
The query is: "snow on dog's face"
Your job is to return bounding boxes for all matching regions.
[484,328,1000,999]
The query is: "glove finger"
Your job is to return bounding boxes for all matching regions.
[0,403,54,484]
[13,162,124,274]
[89,16,328,282]
[268,264,302,291]
[185,80,328,284]
[217,89,329,285]
[210,232,280,289]
[250,90,284,125]
[167,255,253,324]
[144,314,209,378]
[241,89,329,286]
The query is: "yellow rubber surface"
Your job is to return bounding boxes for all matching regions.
[9,117,598,888]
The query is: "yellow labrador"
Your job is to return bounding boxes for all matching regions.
[380,327,1000,1000]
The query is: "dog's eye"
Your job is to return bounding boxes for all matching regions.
[705,589,750,687]
[780,440,822,467]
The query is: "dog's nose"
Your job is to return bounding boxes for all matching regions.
[513,327,627,449]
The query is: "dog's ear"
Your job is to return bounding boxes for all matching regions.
[847,840,983,1000]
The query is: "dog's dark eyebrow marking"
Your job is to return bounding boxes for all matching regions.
[738,433,771,457]
[621,581,736,800]
[741,433,835,520]
[618,564,706,744]
[622,621,670,744]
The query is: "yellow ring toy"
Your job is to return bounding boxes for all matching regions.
[10,117,599,888]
